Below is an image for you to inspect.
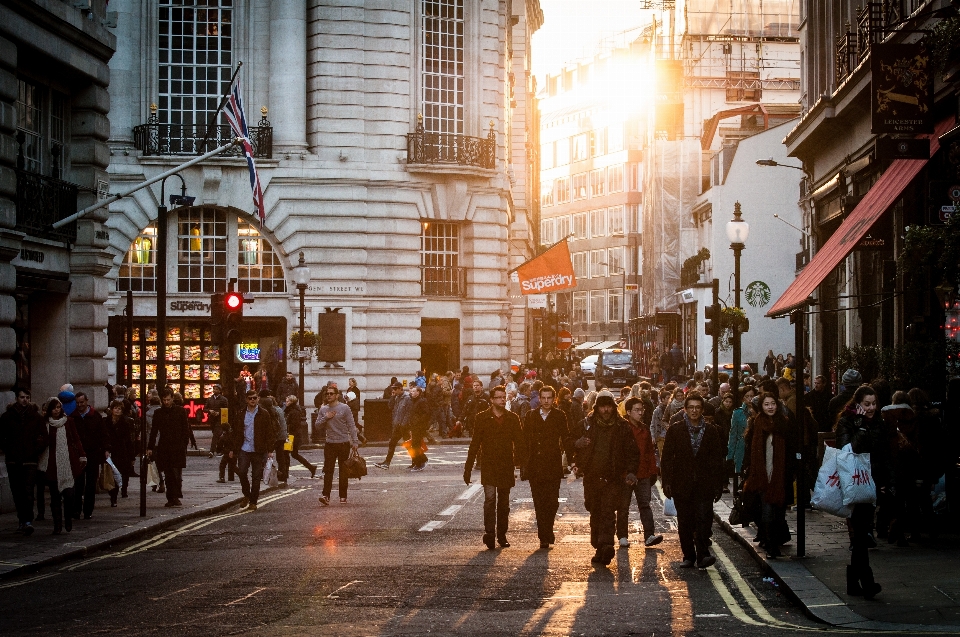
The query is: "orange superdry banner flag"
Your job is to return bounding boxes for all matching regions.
[514,239,577,295]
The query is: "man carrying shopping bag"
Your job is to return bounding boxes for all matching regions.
[227,390,278,512]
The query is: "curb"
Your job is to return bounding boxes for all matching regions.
[712,500,960,632]
[0,487,278,580]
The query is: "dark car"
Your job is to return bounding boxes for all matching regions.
[596,348,638,388]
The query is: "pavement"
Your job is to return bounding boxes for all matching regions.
[713,490,960,631]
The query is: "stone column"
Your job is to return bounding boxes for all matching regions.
[69,82,114,408]
[106,0,142,145]
[269,0,308,153]
[0,37,23,404]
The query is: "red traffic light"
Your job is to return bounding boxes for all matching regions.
[224,292,243,310]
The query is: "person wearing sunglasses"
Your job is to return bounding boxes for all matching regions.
[316,387,359,505]
[226,390,278,512]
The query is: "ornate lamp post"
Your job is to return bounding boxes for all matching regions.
[726,202,749,408]
[292,252,311,419]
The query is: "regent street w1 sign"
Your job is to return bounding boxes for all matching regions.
[872,42,932,134]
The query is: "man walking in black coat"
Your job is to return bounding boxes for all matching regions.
[147,388,191,507]
[660,392,725,568]
[573,390,640,566]
[464,385,524,549]
[0,390,46,535]
[521,385,570,549]
[72,392,110,519]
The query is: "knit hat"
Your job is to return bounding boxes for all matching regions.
[841,369,862,386]
[595,390,616,408]
[573,388,585,400]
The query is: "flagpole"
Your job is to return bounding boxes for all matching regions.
[198,61,244,152]
[508,234,574,274]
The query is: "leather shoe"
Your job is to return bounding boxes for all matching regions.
[483,533,495,550]
[497,537,510,548]
[696,555,716,569]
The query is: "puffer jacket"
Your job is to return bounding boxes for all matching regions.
[835,407,892,490]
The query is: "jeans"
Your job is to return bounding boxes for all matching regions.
[530,479,560,543]
[618,476,657,539]
[290,435,316,473]
[483,485,511,539]
[237,451,267,505]
[7,463,37,524]
[584,476,620,550]
[323,442,351,499]
[275,441,291,483]
[675,489,714,562]
[383,424,406,465]
[219,453,237,480]
[74,461,101,518]
[50,486,75,531]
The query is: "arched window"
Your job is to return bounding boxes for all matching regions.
[118,223,158,292]
[238,221,286,293]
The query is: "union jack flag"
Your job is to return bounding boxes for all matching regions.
[223,77,265,226]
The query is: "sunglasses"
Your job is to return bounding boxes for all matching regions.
[246,396,258,401]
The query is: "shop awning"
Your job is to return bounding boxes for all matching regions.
[573,341,601,350]
[767,117,955,318]
[594,340,625,350]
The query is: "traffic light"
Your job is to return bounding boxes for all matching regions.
[542,316,558,350]
[223,291,244,343]
[210,293,224,343]
[704,303,720,337]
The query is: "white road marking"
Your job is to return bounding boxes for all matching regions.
[327,580,362,599]
[438,505,463,516]
[418,520,447,532]
[223,586,267,606]
[456,483,483,500]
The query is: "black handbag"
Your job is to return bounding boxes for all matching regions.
[343,449,367,480]
[728,490,759,527]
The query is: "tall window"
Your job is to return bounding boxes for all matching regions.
[590,250,606,278]
[557,215,571,239]
[421,222,459,269]
[590,290,606,323]
[541,180,554,207]
[608,289,622,326]
[177,207,228,292]
[573,212,587,239]
[556,138,570,165]
[608,165,624,193]
[118,224,158,292]
[555,177,570,204]
[158,1,233,126]
[422,0,464,134]
[572,133,589,161]
[540,218,555,245]
[589,209,606,237]
[608,205,625,235]
[590,168,605,197]
[607,246,624,273]
[572,251,587,278]
[16,80,66,177]
[572,173,588,200]
[573,291,588,324]
[238,222,286,293]
[590,129,606,156]
[627,203,640,233]
[608,123,624,152]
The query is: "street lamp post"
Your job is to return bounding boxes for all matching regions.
[292,252,311,436]
[726,202,749,410]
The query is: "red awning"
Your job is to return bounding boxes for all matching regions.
[767,117,956,317]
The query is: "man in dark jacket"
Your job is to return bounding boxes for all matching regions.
[620,397,663,548]
[72,392,110,519]
[147,388,191,507]
[521,385,570,549]
[828,368,861,426]
[374,383,411,470]
[660,392,725,568]
[227,390,278,512]
[407,386,431,471]
[0,390,46,535]
[807,374,833,432]
[465,385,524,549]
[275,372,299,404]
[457,379,489,437]
[573,390,640,566]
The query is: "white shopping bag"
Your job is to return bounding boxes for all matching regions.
[836,443,877,506]
[663,497,677,517]
[811,445,853,517]
[105,457,123,487]
[146,461,160,488]
[262,457,279,487]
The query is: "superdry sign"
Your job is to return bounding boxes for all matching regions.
[512,238,577,295]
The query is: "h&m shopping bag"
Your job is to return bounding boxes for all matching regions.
[836,443,877,506]
[811,445,854,517]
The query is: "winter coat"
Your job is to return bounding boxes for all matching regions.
[459,391,490,430]
[521,407,570,483]
[228,405,279,454]
[0,402,47,463]
[73,406,110,463]
[835,408,892,490]
[148,406,191,469]
[465,407,524,488]
[284,403,307,441]
[275,379,299,403]
[727,403,750,473]
[574,412,640,484]
[661,416,726,501]
[408,395,431,437]
[105,414,137,476]
[45,417,85,484]
[626,420,659,481]
[390,393,412,428]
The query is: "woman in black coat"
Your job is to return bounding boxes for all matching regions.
[835,384,889,600]
[105,400,137,502]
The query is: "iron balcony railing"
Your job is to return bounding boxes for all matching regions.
[15,169,78,243]
[836,25,858,83]
[407,118,496,169]
[420,266,467,297]
[133,108,273,159]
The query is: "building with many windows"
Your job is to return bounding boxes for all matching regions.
[100,0,542,416]
[537,36,648,351]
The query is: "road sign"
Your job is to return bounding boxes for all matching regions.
[557,330,573,350]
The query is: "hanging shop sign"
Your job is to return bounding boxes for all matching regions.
[871,42,932,134]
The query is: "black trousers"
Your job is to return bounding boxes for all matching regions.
[163,467,183,502]
[675,489,714,562]
[275,441,291,482]
[483,485,511,539]
[50,486,75,531]
[7,462,37,524]
[219,452,237,480]
[850,503,876,570]
[36,471,50,518]
[530,478,560,543]
[323,442,351,499]
[584,477,620,550]
[384,425,406,465]
[290,436,316,473]
[74,462,101,518]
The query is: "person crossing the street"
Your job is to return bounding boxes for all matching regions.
[227,390,277,512]
[521,385,570,549]
[317,386,360,505]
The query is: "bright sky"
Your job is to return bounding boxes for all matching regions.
[531,0,652,81]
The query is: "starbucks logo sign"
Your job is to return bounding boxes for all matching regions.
[745,281,771,308]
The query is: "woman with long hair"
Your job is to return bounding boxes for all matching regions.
[38,398,85,534]
[105,399,136,503]
[835,385,889,599]
[742,392,794,557]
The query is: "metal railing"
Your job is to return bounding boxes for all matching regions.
[133,110,272,159]
[858,2,885,61]
[420,266,466,297]
[836,25,859,82]
[407,118,496,169]
[15,169,78,243]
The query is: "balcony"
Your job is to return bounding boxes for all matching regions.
[133,107,272,159]
[15,169,78,243]
[420,266,466,297]
[836,25,858,83]
[407,118,495,170]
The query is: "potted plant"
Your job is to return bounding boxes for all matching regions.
[290,330,319,362]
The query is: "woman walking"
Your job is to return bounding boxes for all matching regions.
[284,395,317,478]
[105,400,137,502]
[836,385,889,599]
[38,398,85,534]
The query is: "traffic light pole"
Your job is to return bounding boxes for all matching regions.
[711,278,719,394]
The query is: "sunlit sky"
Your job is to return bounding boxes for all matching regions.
[531,0,653,82]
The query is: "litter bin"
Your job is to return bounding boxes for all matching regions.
[363,398,392,442]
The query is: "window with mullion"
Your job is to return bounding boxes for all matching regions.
[177,207,228,293]
[421,0,464,135]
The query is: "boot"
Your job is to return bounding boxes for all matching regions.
[846,565,863,596]
[859,565,882,600]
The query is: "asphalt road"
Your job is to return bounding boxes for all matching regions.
[0,445,852,636]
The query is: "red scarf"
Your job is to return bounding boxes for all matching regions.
[743,412,787,506]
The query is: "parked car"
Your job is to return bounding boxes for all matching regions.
[579,354,598,378]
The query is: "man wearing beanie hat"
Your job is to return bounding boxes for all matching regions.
[572,390,639,566]
[828,369,862,425]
